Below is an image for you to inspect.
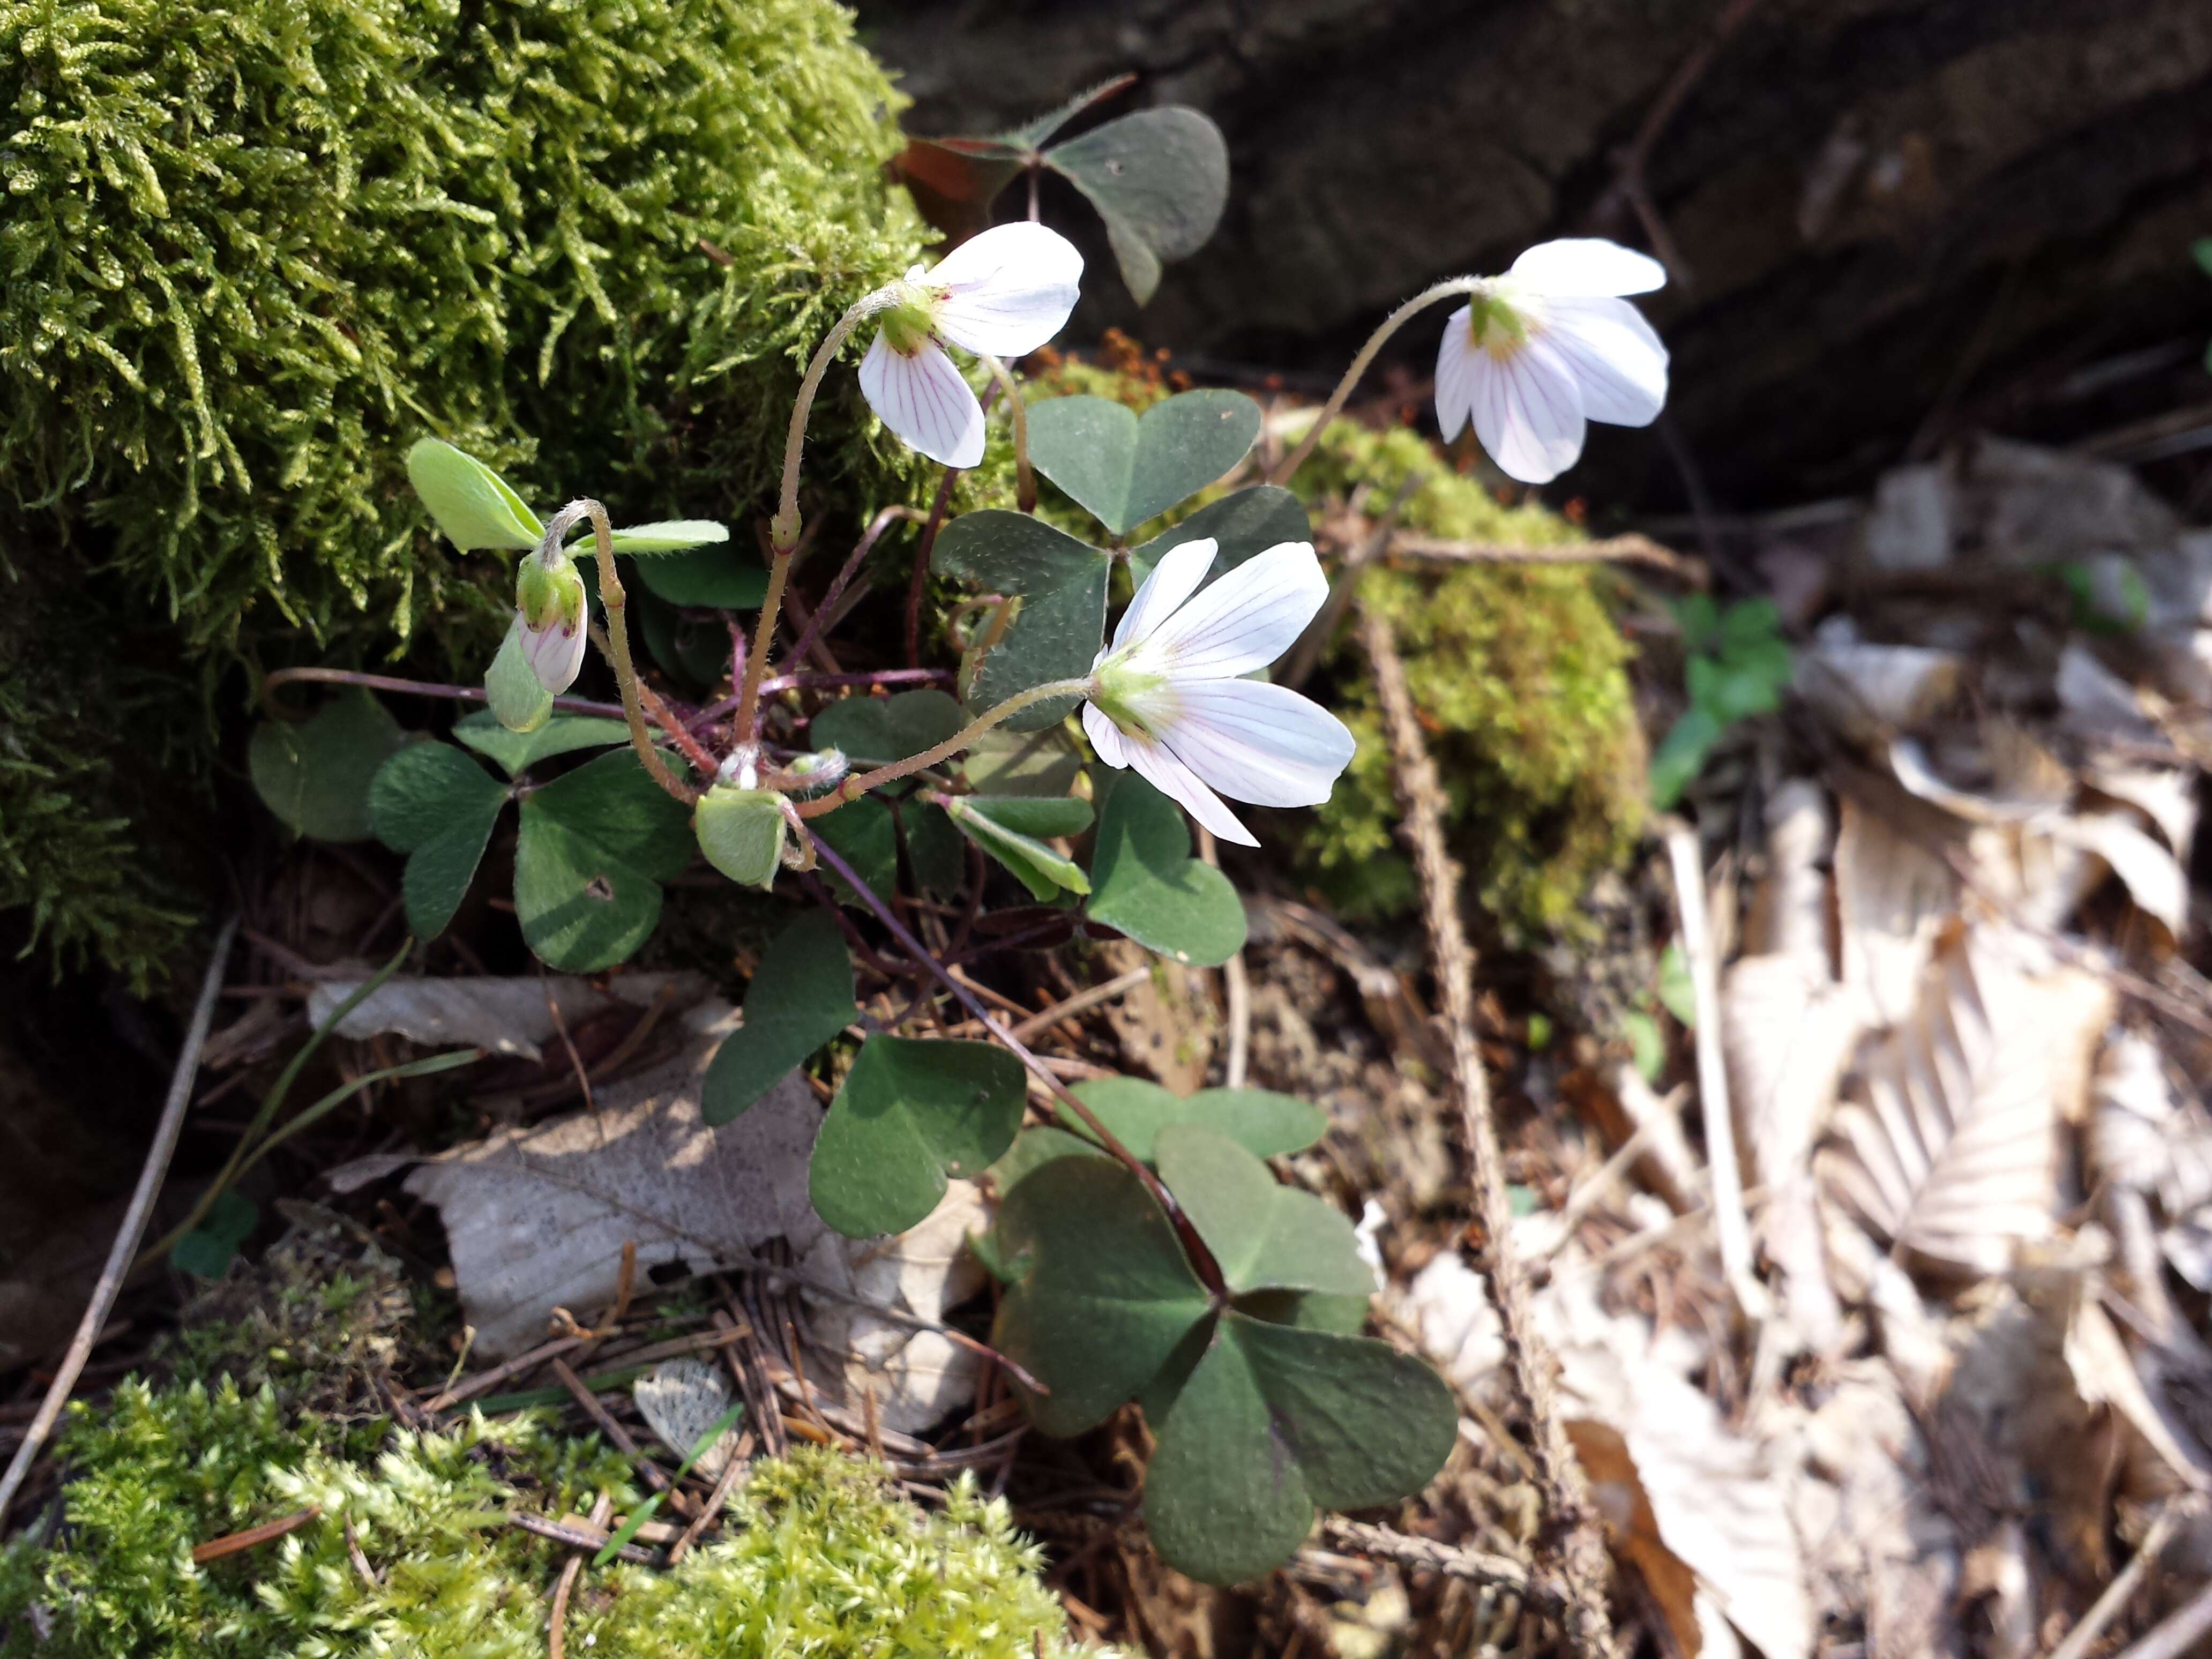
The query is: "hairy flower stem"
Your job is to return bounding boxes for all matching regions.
[976,352,1034,512]
[1268,277,1486,487]
[794,677,1093,817]
[801,830,1225,1296]
[571,499,696,804]
[261,666,644,727]
[773,299,880,554]
[734,544,794,745]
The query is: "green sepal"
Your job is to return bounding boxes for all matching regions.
[485,620,555,734]
[405,438,543,551]
[694,784,788,890]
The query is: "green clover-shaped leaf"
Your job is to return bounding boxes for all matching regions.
[811,795,900,906]
[810,1036,1027,1238]
[452,709,631,777]
[812,690,967,767]
[1144,1311,1458,1585]
[703,910,856,1126]
[631,539,764,608]
[1026,389,1260,537]
[1065,1077,1326,1165]
[249,690,409,843]
[1124,484,1313,589]
[514,748,693,972]
[961,724,1085,796]
[1086,773,1247,966]
[1154,1124,1373,1298]
[932,512,1108,729]
[369,743,511,940]
[169,1190,258,1279]
[1043,107,1230,305]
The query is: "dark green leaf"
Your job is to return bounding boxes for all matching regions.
[1025,389,1260,536]
[1145,1313,1459,1585]
[984,1124,1112,1201]
[632,542,767,608]
[249,691,409,843]
[931,511,1109,728]
[1063,1076,1326,1164]
[703,911,856,1125]
[1649,705,1722,810]
[1044,107,1229,304]
[1086,773,1247,966]
[962,725,1085,796]
[1234,1289,1373,1337]
[998,74,1137,151]
[903,802,967,898]
[169,1190,258,1279]
[812,690,967,767]
[945,794,1092,901]
[811,796,899,906]
[369,743,510,939]
[514,749,693,972]
[452,709,632,779]
[1125,485,1313,589]
[895,137,1029,243]
[810,1037,1028,1237]
[990,1156,1213,1438]
[1153,1124,1374,1298]
[606,521,728,556]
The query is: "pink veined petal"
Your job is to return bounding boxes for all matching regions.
[1129,540,1328,680]
[1434,305,1478,442]
[1543,296,1668,428]
[1143,678,1357,809]
[1082,701,1132,768]
[858,333,987,468]
[1116,728,1259,848]
[520,614,588,692]
[1110,536,1217,655]
[1469,335,1586,485]
[1509,237,1667,297]
[926,222,1084,356]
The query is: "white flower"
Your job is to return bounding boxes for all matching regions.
[1083,537,1355,848]
[858,221,1083,468]
[1434,238,1669,485]
[513,552,589,693]
[516,604,587,692]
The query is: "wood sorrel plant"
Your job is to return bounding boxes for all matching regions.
[249,94,1673,1581]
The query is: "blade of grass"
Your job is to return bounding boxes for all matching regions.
[593,1399,747,1566]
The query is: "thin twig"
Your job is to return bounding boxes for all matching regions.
[1005,965,1153,1042]
[506,1511,659,1566]
[1357,607,1617,1656]
[1192,826,1252,1085]
[1342,528,1706,585]
[1284,474,1423,691]
[190,1504,321,1564]
[2051,1497,2192,1659]
[668,1430,753,1566]
[1662,819,1765,1321]
[549,1491,612,1659]
[1316,1518,1553,1609]
[2113,1573,2212,1659]
[544,977,597,1115]
[0,913,239,1526]
[422,1334,587,1414]
[550,1358,692,1515]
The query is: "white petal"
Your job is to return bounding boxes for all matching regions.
[925,222,1084,357]
[858,333,987,468]
[1117,728,1259,848]
[1131,540,1328,679]
[1082,700,1132,768]
[1111,536,1217,654]
[1544,296,1668,428]
[521,613,588,692]
[1510,238,1667,297]
[1144,678,1356,809]
[1434,305,1477,442]
[1470,337,1586,485]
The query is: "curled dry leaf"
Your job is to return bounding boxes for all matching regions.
[795,1181,990,1437]
[401,1001,826,1356]
[1818,928,2113,1276]
[1834,796,1959,1025]
[634,1356,743,1478]
[306,972,709,1063]
[1793,628,1963,741]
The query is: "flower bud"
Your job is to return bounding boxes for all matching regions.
[514,555,588,693]
[485,615,555,733]
[694,783,789,889]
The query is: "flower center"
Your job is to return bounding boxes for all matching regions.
[878,285,938,357]
[1089,650,1173,736]
[1465,284,1535,360]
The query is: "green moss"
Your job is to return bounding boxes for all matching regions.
[1,1381,1083,1658]
[1,0,928,981]
[1271,422,1643,941]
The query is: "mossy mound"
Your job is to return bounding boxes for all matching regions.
[0,1380,1082,1659]
[1288,423,1646,943]
[1,0,927,982]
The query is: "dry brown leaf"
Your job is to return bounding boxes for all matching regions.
[1740,781,1833,961]
[1795,632,1964,740]
[1568,1419,1707,1658]
[2043,811,2189,938]
[307,971,707,1063]
[795,1181,989,1436]
[402,1002,825,1356]
[2060,1281,2210,1491]
[1834,796,1959,1025]
[1819,929,2113,1276]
